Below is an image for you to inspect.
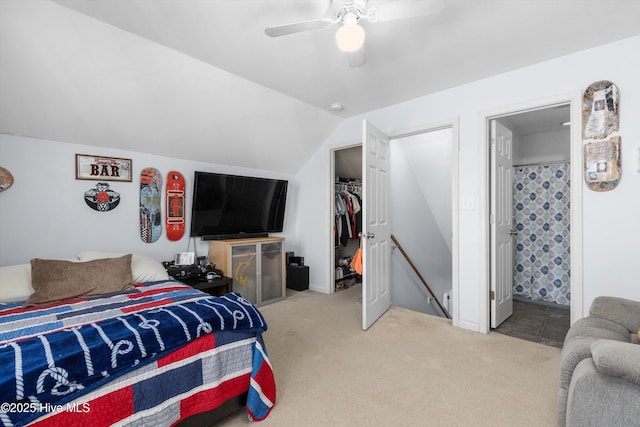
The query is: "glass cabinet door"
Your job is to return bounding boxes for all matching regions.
[260,242,284,303]
[230,244,258,304]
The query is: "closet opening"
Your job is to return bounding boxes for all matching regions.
[332,145,363,294]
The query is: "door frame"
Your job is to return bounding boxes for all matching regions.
[328,118,460,327]
[477,93,583,334]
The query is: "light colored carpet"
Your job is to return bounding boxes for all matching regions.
[217,284,561,427]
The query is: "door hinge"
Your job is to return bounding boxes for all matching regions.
[490,290,495,301]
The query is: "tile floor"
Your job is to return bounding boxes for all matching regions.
[492,298,570,348]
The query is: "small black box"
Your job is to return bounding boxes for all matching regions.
[286,265,309,291]
[289,256,304,266]
[166,264,201,280]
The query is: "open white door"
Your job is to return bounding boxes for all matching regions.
[362,120,392,330]
[490,120,514,328]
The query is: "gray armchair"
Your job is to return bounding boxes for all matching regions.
[558,296,640,427]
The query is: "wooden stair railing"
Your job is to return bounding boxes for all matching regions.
[390,234,451,319]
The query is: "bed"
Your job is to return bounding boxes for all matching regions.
[0,253,276,426]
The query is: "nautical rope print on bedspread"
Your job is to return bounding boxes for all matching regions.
[0,281,268,425]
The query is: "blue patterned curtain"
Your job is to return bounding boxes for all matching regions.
[513,163,570,306]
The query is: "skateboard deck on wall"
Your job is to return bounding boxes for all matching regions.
[582,80,621,192]
[140,167,162,243]
[165,171,185,241]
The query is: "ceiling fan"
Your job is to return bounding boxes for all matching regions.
[264,0,446,67]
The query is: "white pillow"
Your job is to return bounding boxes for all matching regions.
[0,263,35,303]
[77,251,169,283]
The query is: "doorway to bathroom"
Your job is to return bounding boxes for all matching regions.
[478,93,583,338]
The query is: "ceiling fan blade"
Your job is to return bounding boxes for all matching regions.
[348,48,367,68]
[265,19,332,37]
[368,0,446,22]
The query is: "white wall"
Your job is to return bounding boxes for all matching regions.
[517,130,570,165]
[395,130,453,251]
[294,35,640,330]
[0,134,296,266]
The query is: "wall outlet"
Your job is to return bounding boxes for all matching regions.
[461,199,476,210]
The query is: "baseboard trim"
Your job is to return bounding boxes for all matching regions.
[457,320,480,333]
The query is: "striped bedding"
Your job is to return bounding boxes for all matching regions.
[0,280,276,426]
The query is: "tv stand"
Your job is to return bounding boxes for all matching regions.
[202,232,269,241]
[208,237,285,306]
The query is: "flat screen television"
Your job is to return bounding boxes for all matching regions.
[190,171,288,240]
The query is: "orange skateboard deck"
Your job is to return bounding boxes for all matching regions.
[166,171,185,241]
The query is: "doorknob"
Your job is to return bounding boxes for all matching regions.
[365,232,375,239]
[509,229,518,236]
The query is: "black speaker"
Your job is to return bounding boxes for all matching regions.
[286,252,294,266]
[286,266,309,291]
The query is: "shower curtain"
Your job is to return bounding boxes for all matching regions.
[513,163,570,306]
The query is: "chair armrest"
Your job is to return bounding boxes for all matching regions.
[589,296,640,333]
[591,339,640,386]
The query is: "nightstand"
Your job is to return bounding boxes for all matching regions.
[178,276,233,297]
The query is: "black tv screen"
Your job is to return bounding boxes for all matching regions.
[190,171,288,239]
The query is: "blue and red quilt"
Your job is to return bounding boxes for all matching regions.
[0,280,276,426]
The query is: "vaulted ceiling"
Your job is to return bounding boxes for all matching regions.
[1,0,640,173]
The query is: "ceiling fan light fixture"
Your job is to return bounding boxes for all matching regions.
[335,13,365,52]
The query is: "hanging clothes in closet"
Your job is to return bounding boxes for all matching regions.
[334,179,362,288]
[334,179,362,248]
